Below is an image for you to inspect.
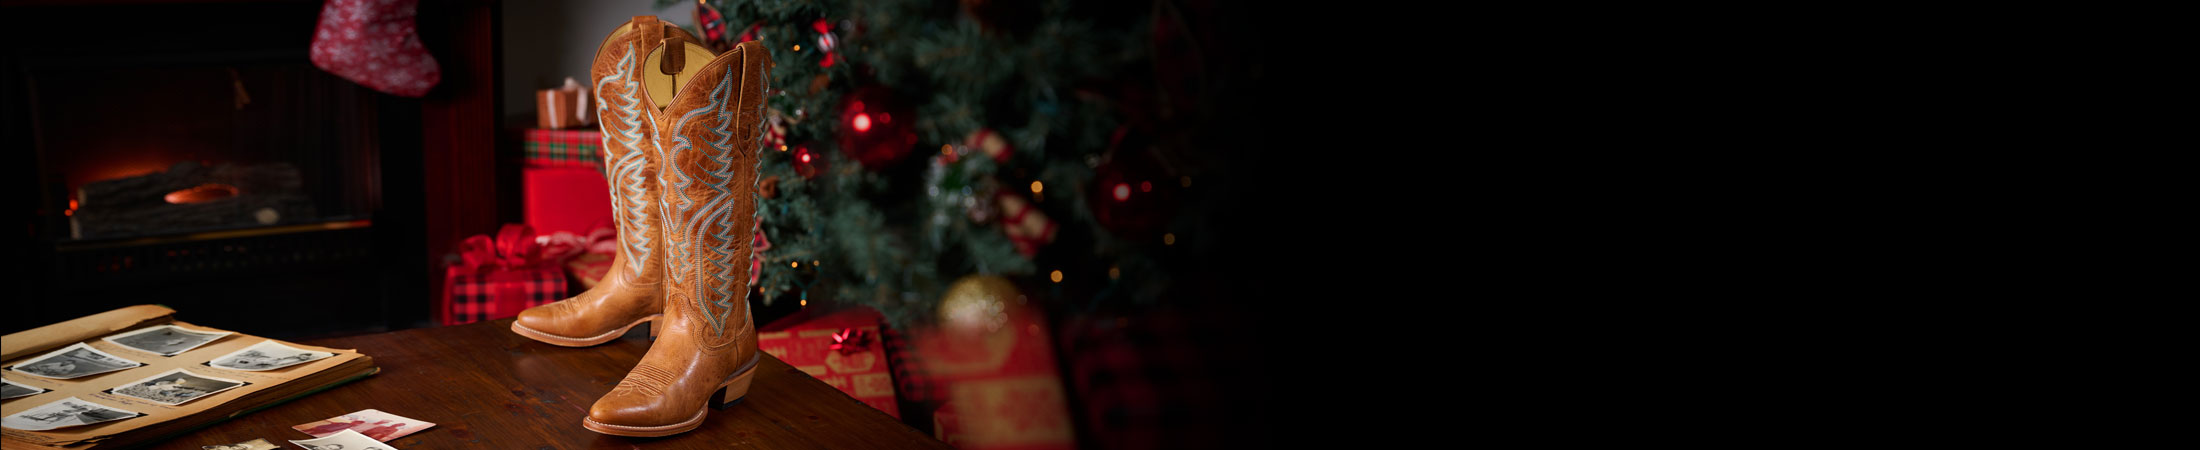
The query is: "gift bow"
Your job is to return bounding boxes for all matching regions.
[534,223,614,264]
[830,327,874,354]
[458,224,551,273]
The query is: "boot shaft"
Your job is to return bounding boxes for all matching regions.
[651,39,772,349]
[589,16,697,285]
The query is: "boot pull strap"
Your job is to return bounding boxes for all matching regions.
[632,15,664,60]
[660,35,689,76]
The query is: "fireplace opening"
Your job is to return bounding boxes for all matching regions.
[38,62,380,241]
[5,0,444,341]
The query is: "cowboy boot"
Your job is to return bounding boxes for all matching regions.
[582,37,770,437]
[510,17,701,347]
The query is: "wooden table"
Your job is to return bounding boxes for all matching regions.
[144,318,952,449]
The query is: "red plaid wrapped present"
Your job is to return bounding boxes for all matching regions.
[441,224,570,325]
[523,128,604,167]
[1058,309,1241,450]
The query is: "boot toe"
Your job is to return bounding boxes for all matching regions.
[514,301,566,334]
[587,388,668,428]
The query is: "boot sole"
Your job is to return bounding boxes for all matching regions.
[580,354,759,437]
[511,314,661,347]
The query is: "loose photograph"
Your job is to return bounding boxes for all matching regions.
[103,324,233,356]
[293,409,435,441]
[206,340,333,371]
[3,377,50,399]
[0,396,140,431]
[289,429,396,450]
[200,438,278,450]
[5,343,145,380]
[110,368,247,405]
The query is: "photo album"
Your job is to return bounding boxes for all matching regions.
[1,305,378,449]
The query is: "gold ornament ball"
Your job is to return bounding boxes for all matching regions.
[938,275,1023,336]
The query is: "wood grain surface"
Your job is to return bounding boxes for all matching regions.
[141,318,951,449]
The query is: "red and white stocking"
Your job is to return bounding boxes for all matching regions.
[310,0,440,97]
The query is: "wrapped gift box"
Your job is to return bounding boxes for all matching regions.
[758,307,900,418]
[902,298,1073,450]
[535,78,594,129]
[523,129,605,167]
[522,129,612,236]
[566,252,613,289]
[442,225,569,325]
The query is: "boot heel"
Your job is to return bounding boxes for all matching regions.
[712,368,756,409]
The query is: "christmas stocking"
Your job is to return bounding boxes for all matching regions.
[310,0,440,97]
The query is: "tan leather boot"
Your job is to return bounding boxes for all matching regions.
[582,37,771,437]
[510,17,701,347]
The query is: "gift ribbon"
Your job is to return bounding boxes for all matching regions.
[830,327,874,355]
[565,77,590,123]
[535,223,613,264]
[541,78,591,127]
[458,223,549,274]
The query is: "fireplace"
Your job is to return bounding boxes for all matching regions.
[4,0,503,340]
[45,62,381,240]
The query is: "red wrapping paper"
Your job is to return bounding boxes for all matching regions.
[440,224,570,325]
[758,308,900,418]
[907,303,1073,450]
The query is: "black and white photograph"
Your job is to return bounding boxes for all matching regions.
[199,438,278,450]
[5,343,145,380]
[3,377,50,400]
[0,396,141,431]
[288,429,395,450]
[110,368,247,406]
[206,340,333,371]
[102,324,234,356]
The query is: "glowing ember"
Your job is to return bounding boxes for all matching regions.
[164,183,240,204]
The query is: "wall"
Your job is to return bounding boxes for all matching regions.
[501,0,690,124]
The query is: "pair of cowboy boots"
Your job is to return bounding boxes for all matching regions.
[508,16,771,437]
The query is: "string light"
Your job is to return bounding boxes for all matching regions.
[791,261,800,268]
[942,144,954,155]
[1112,183,1131,201]
[1049,270,1063,283]
[1164,233,1175,245]
[1030,181,1044,194]
[1181,176,1192,188]
[812,260,821,266]
[1108,266,1120,280]
[853,113,872,132]
[800,299,807,307]
[1139,181,1152,192]
[793,44,802,51]
[779,144,788,151]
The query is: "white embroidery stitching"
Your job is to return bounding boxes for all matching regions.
[667,65,742,336]
[596,44,655,275]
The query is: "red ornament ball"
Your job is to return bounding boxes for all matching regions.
[837,87,918,170]
[1086,129,1176,240]
[791,142,829,179]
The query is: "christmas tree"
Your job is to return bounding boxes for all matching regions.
[668,0,1235,327]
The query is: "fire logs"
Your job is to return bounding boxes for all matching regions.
[72,161,316,239]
